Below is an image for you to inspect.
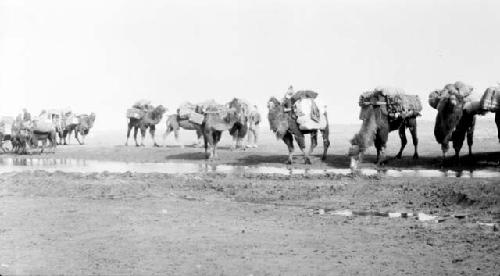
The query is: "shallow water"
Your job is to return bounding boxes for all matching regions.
[0,158,499,178]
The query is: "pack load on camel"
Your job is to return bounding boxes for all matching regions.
[478,86,500,143]
[290,90,328,130]
[428,81,473,109]
[199,100,232,131]
[429,81,482,163]
[479,86,500,112]
[126,100,166,147]
[267,86,330,165]
[178,102,204,125]
[349,86,422,169]
[360,86,422,119]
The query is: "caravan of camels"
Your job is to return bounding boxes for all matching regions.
[1,82,499,167]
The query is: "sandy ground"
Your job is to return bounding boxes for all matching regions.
[0,119,499,275]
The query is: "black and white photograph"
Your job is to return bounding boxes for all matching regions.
[0,0,499,275]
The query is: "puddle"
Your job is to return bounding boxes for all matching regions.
[0,158,499,178]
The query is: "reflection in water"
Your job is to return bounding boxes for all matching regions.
[0,158,499,178]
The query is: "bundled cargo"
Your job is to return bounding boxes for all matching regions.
[132,99,152,110]
[32,117,55,132]
[428,81,474,110]
[359,87,422,118]
[178,102,197,119]
[188,113,204,125]
[479,86,500,111]
[294,98,327,130]
[198,99,224,114]
[126,108,144,119]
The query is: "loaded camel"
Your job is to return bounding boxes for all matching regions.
[126,105,166,147]
[163,104,204,148]
[201,103,241,160]
[349,88,421,169]
[62,113,96,145]
[267,96,330,165]
[227,98,250,150]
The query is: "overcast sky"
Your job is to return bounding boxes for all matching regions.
[1,0,499,130]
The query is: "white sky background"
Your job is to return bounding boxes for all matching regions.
[1,0,499,131]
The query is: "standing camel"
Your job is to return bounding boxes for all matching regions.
[349,91,420,169]
[202,107,240,160]
[267,97,330,165]
[227,98,250,150]
[433,94,476,163]
[126,105,166,147]
[163,105,204,148]
[62,113,96,145]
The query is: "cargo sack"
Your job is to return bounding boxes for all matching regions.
[428,90,444,109]
[126,108,144,119]
[479,87,500,112]
[132,99,152,110]
[178,102,197,119]
[294,98,327,130]
[188,112,204,125]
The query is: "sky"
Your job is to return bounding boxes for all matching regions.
[1,0,499,131]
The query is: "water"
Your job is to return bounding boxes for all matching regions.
[0,158,499,178]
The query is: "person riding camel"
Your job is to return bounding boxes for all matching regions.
[283,85,295,117]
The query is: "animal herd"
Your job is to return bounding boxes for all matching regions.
[1,83,499,168]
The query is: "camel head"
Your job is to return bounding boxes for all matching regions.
[266,97,289,139]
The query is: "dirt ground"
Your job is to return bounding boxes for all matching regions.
[0,171,499,275]
[0,120,499,275]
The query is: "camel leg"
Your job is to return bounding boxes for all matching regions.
[195,130,203,148]
[126,122,132,146]
[466,119,475,157]
[133,127,140,147]
[374,129,388,166]
[321,128,330,161]
[173,129,184,148]
[67,130,72,145]
[80,134,86,145]
[496,111,500,143]
[309,131,318,157]
[75,130,83,145]
[150,125,159,147]
[212,131,222,159]
[295,132,309,164]
[408,118,419,159]
[395,126,407,159]
[283,132,294,165]
[140,127,146,147]
[204,130,214,159]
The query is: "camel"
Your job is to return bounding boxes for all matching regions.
[126,105,166,147]
[433,94,476,162]
[202,106,240,160]
[267,97,330,165]
[349,91,420,169]
[30,129,57,154]
[227,98,250,150]
[163,114,203,148]
[62,113,96,145]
